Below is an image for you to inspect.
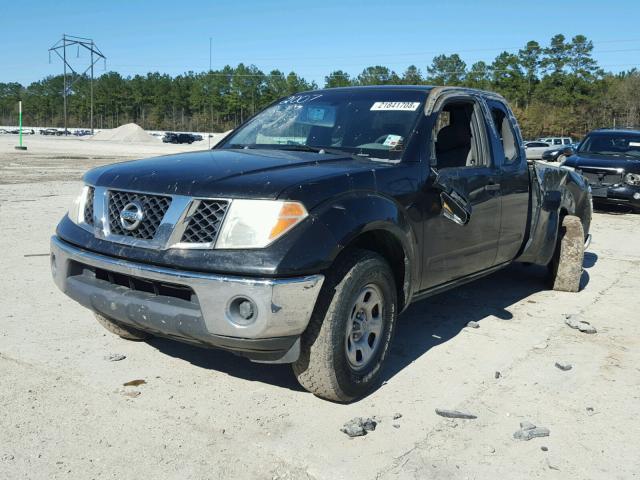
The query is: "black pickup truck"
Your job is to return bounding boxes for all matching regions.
[51,86,592,402]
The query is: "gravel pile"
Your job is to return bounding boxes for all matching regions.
[91,123,159,143]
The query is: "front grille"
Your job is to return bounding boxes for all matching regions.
[108,190,171,239]
[84,187,95,225]
[581,170,623,187]
[181,200,229,244]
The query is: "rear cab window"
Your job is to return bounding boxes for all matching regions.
[487,100,520,166]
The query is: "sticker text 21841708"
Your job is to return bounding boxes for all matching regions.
[370,102,421,111]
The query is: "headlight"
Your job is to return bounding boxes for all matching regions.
[67,185,91,225]
[624,172,640,186]
[215,199,308,249]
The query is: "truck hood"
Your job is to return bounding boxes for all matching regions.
[84,148,379,199]
[564,153,640,173]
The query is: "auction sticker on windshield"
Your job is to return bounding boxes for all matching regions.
[370,102,421,111]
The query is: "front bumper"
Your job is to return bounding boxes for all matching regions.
[591,184,640,209]
[50,236,324,362]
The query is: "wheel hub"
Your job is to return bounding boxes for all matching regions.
[345,284,384,371]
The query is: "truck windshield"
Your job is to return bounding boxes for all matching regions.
[578,132,640,158]
[219,90,427,160]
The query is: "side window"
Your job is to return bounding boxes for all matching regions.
[554,139,562,145]
[489,103,519,165]
[563,138,571,145]
[433,99,486,169]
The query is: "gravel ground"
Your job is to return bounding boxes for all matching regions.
[1,135,639,479]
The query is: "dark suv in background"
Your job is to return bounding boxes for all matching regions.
[562,128,640,212]
[162,132,199,144]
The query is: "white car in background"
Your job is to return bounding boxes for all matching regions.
[537,136,574,147]
[524,140,553,160]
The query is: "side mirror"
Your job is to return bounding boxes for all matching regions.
[562,146,575,156]
[440,191,470,226]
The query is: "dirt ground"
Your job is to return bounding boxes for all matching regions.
[1,135,639,480]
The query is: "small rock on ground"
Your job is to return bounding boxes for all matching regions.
[104,353,126,362]
[340,417,377,437]
[495,371,501,379]
[513,426,550,441]
[520,421,536,431]
[565,314,597,334]
[123,379,146,387]
[466,321,480,329]
[555,361,573,371]
[435,408,477,420]
[393,413,402,420]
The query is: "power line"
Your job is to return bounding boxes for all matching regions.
[48,34,106,133]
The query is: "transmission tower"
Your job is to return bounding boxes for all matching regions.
[49,34,106,133]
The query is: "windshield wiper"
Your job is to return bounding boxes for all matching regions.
[223,143,376,160]
[225,143,258,149]
[275,144,349,155]
[273,144,369,159]
[224,143,344,154]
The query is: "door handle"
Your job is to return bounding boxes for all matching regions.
[485,182,501,191]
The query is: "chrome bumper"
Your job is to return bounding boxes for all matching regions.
[50,236,324,361]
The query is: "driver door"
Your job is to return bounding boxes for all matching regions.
[421,95,502,289]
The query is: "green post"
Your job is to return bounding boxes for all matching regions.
[15,100,27,151]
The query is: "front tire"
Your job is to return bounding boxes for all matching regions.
[548,215,585,292]
[293,250,398,402]
[94,313,150,341]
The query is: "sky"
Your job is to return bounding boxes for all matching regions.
[1,0,639,86]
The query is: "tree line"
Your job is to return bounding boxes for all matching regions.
[1,34,639,139]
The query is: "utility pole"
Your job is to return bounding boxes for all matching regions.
[49,34,106,134]
[208,37,213,149]
[63,34,67,133]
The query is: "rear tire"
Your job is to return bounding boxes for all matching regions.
[94,313,150,341]
[293,250,397,402]
[548,215,584,292]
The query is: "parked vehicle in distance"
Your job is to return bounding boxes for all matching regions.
[51,86,592,402]
[524,140,552,160]
[538,136,574,146]
[163,132,198,144]
[542,144,577,162]
[162,132,177,143]
[562,128,640,212]
[41,128,60,136]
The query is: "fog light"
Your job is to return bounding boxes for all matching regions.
[227,296,257,326]
[50,253,57,276]
[633,192,640,200]
[238,300,254,320]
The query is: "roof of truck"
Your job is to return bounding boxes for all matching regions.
[300,85,508,103]
[590,127,640,134]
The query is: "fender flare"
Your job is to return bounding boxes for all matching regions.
[517,168,582,266]
[276,192,420,305]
